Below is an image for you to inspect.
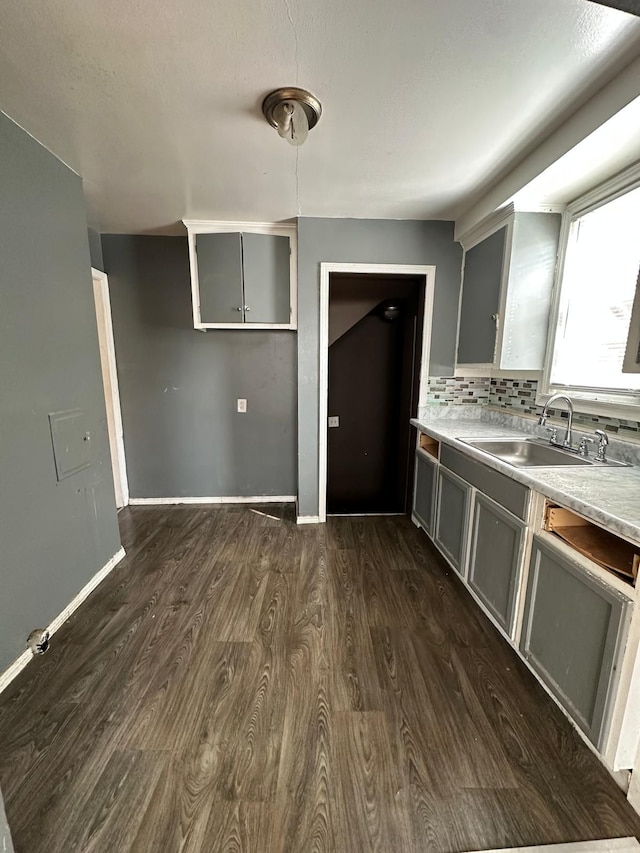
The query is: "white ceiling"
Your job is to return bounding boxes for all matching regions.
[0,0,639,234]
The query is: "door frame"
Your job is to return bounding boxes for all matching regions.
[92,268,129,509]
[318,263,436,523]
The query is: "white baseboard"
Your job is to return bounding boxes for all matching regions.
[296,515,321,525]
[129,496,296,506]
[0,546,126,695]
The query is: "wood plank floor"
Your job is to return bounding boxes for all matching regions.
[1,505,639,852]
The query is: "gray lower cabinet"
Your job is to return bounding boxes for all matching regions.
[413,449,438,535]
[468,493,525,634]
[434,467,472,575]
[520,536,631,748]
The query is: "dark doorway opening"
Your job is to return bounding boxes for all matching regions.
[327,273,424,515]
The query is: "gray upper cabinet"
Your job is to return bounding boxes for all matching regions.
[457,226,506,365]
[520,536,631,748]
[434,467,472,576]
[468,493,525,635]
[413,449,438,535]
[184,222,297,330]
[242,232,291,324]
[457,207,561,370]
[196,232,244,324]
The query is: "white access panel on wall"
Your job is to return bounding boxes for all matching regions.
[183,220,297,330]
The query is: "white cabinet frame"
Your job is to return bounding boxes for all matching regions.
[183,219,297,330]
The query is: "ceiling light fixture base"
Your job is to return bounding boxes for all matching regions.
[262,87,322,131]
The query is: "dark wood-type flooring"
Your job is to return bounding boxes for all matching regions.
[1,505,639,852]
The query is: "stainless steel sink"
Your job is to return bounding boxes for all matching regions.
[460,437,628,468]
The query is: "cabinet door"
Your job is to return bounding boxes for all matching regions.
[468,493,524,634]
[457,225,507,364]
[413,450,437,535]
[434,468,472,575]
[195,232,243,324]
[520,537,630,748]
[242,233,291,324]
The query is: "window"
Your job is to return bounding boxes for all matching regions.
[544,173,640,412]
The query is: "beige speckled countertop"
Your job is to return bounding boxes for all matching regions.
[411,414,640,547]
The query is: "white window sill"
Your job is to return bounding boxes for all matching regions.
[536,387,640,422]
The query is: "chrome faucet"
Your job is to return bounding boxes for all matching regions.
[538,394,574,450]
[594,429,609,462]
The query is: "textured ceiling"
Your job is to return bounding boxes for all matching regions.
[0,0,638,233]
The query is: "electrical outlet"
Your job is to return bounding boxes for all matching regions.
[328,416,339,428]
[237,398,247,413]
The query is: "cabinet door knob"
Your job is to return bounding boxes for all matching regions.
[236,307,243,312]
[244,306,251,312]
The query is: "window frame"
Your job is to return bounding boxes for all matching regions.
[538,160,640,419]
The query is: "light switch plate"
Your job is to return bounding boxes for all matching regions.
[237,398,247,413]
[328,416,339,428]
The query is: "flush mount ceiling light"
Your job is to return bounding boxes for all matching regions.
[262,87,322,147]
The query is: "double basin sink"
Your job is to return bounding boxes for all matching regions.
[461,437,629,468]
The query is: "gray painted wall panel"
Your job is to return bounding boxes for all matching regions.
[0,112,121,673]
[296,217,462,516]
[0,785,14,853]
[88,227,104,272]
[102,235,297,498]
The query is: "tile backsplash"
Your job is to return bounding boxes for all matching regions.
[425,376,490,405]
[489,378,640,436]
[425,376,640,436]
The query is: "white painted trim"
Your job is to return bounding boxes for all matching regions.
[194,323,296,331]
[183,220,297,331]
[318,263,436,524]
[129,495,296,506]
[296,515,321,525]
[0,547,126,695]
[612,605,640,770]
[629,746,640,812]
[568,160,640,219]
[183,219,296,235]
[92,269,129,508]
[457,203,515,251]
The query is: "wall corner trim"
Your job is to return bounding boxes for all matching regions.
[0,546,126,696]
[296,515,321,525]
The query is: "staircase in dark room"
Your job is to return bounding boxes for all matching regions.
[327,274,423,515]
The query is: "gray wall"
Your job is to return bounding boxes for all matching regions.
[0,784,14,853]
[0,112,121,673]
[88,227,104,271]
[102,236,297,499]
[296,217,462,517]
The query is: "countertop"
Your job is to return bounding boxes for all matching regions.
[411,415,640,547]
